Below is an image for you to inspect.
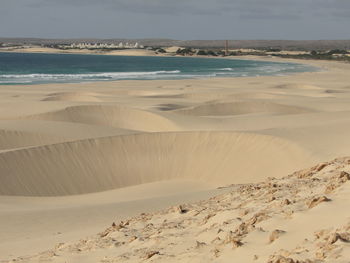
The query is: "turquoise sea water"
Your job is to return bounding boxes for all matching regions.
[0,52,316,85]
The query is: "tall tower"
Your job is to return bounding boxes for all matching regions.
[225,40,229,56]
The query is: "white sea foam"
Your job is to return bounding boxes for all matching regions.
[219,68,234,71]
[0,70,181,80]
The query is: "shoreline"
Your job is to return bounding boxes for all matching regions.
[0,51,326,87]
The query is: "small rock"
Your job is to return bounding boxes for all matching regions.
[267,255,296,263]
[195,241,206,248]
[144,251,159,259]
[324,184,337,194]
[269,229,286,243]
[315,163,328,172]
[339,171,350,182]
[282,199,291,205]
[128,236,137,243]
[307,196,331,209]
[268,196,276,202]
[232,239,243,248]
[174,205,188,214]
[212,248,220,257]
[328,233,341,244]
[224,231,243,248]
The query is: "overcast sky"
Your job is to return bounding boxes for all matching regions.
[0,0,349,40]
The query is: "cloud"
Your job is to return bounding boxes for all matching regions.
[0,0,349,39]
[16,0,350,20]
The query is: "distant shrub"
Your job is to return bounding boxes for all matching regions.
[176,48,194,55]
[216,50,226,56]
[197,50,208,55]
[157,48,166,53]
[206,50,218,56]
[327,49,348,55]
[267,48,281,52]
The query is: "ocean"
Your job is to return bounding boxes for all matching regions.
[0,52,316,85]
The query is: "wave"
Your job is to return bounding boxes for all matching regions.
[0,70,181,81]
[0,80,32,84]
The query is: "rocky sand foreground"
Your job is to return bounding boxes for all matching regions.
[7,157,350,263]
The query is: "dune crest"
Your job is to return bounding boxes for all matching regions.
[0,131,314,196]
[175,101,313,116]
[42,92,102,102]
[23,105,179,132]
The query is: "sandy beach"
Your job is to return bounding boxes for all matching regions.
[1,57,350,262]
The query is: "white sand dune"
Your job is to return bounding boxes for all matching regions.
[42,92,102,102]
[16,157,349,263]
[0,131,314,196]
[23,105,179,132]
[274,84,323,90]
[174,101,314,116]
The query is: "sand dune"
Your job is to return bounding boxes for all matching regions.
[12,157,350,263]
[0,131,314,196]
[274,84,323,90]
[42,92,103,102]
[23,105,179,132]
[175,101,313,116]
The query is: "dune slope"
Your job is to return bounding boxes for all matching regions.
[0,131,314,196]
[8,157,350,263]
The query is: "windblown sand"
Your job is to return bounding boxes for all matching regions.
[1,57,350,262]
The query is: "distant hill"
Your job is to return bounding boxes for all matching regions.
[1,38,350,51]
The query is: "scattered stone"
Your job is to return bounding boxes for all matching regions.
[339,171,350,182]
[224,231,243,248]
[267,255,297,263]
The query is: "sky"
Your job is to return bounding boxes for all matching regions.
[0,0,349,40]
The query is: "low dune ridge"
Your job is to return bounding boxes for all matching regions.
[22,105,179,132]
[174,101,314,116]
[0,131,314,196]
[42,92,103,102]
[274,84,323,90]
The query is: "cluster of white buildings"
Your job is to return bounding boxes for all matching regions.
[64,42,144,49]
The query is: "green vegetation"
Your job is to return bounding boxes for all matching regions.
[176,48,195,55]
[156,48,166,53]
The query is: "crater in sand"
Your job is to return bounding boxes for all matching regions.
[0,131,314,196]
